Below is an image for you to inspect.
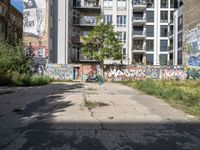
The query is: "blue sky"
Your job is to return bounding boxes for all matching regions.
[11,0,23,13]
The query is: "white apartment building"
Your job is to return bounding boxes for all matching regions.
[49,0,180,65]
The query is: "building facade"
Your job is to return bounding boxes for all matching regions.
[0,0,23,44]
[50,0,181,65]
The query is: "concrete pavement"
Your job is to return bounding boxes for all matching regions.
[0,82,200,150]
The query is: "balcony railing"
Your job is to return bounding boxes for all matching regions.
[73,0,100,8]
[132,0,146,5]
[73,17,97,26]
[133,30,146,39]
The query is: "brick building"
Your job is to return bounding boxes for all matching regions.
[0,0,23,44]
[183,0,200,67]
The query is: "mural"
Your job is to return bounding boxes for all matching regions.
[23,0,46,36]
[185,28,200,68]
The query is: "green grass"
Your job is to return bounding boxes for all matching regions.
[84,98,97,110]
[120,80,200,117]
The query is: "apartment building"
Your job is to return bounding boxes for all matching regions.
[50,0,180,65]
[0,0,23,44]
[169,0,183,65]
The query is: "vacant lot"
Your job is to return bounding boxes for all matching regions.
[0,82,200,150]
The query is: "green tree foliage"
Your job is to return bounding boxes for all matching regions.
[0,41,31,73]
[82,23,122,62]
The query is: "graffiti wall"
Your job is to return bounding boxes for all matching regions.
[184,28,200,53]
[46,64,73,80]
[184,28,200,68]
[104,65,187,81]
[45,63,102,81]
[23,0,49,58]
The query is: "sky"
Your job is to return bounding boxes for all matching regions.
[11,0,23,13]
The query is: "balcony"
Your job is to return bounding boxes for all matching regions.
[132,44,146,53]
[132,0,146,11]
[72,36,81,44]
[73,16,97,27]
[73,0,101,12]
[132,16,146,25]
[132,31,146,39]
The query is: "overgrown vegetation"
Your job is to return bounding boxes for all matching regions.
[0,42,51,86]
[121,80,200,117]
[84,99,97,110]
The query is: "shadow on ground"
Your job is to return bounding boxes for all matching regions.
[0,83,200,150]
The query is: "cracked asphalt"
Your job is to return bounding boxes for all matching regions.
[0,82,200,150]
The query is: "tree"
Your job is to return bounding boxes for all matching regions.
[82,23,122,62]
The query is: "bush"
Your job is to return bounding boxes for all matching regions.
[0,41,31,74]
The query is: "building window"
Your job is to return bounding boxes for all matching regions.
[161,0,168,8]
[146,54,154,65]
[117,15,127,27]
[160,40,168,51]
[103,0,113,9]
[178,16,183,31]
[117,0,126,10]
[146,40,154,51]
[146,25,154,37]
[170,0,178,8]
[122,48,126,55]
[0,5,5,16]
[118,32,126,43]
[160,11,168,23]
[178,50,182,65]
[133,40,144,50]
[103,15,112,24]
[160,54,168,65]
[178,33,183,48]
[170,11,174,21]
[147,0,154,8]
[160,25,168,37]
[0,23,5,41]
[133,26,144,35]
[133,12,144,20]
[146,11,154,22]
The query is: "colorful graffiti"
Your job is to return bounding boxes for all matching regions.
[104,65,187,81]
[188,55,200,68]
[184,28,200,53]
[162,67,187,80]
[81,64,102,82]
[188,68,200,80]
[45,64,193,81]
[46,64,73,80]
